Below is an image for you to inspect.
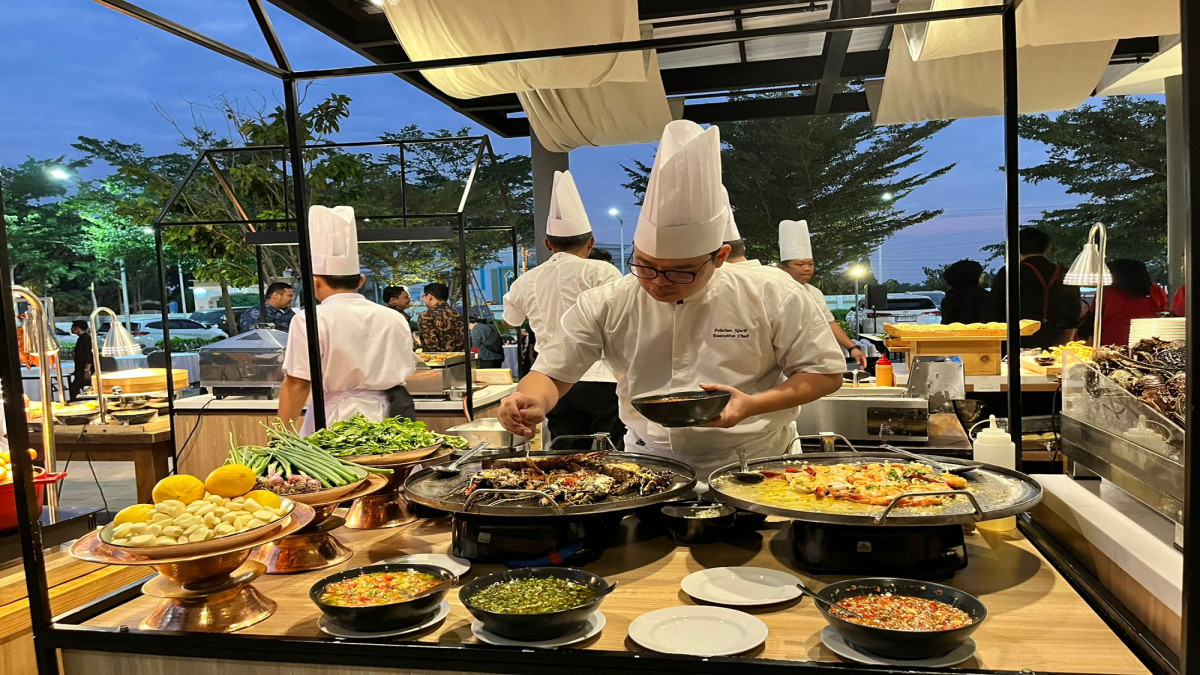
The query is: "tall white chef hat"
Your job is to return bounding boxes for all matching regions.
[721,186,740,242]
[778,219,813,262]
[546,170,592,237]
[309,205,360,276]
[634,120,726,259]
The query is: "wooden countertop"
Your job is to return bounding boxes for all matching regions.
[82,513,1148,673]
[30,417,173,444]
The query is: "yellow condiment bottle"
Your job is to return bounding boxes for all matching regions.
[874,356,894,387]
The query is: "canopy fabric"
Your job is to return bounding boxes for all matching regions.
[1097,40,1181,96]
[900,0,1178,62]
[381,0,645,100]
[518,51,673,152]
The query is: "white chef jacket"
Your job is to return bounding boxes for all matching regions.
[503,251,622,383]
[283,292,416,435]
[532,266,845,480]
[802,283,837,324]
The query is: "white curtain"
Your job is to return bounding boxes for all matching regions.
[382,0,645,100]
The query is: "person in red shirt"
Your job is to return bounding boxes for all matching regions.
[1099,258,1168,346]
[1172,285,1185,317]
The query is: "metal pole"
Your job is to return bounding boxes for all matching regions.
[119,259,132,328]
[13,289,58,518]
[1178,1,1200,671]
[1001,0,1023,467]
[0,181,57,675]
[256,245,268,325]
[510,224,521,376]
[459,213,473,416]
[618,215,626,274]
[154,226,180,470]
[178,265,188,314]
[854,276,861,335]
[284,78,326,430]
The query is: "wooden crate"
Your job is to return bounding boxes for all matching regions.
[95,368,188,394]
[886,337,1003,375]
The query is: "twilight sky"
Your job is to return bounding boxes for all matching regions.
[1,1,1084,282]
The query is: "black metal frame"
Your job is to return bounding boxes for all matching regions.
[0,0,1189,673]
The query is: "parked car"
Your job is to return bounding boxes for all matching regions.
[190,307,252,335]
[909,290,946,309]
[845,293,942,334]
[138,318,227,342]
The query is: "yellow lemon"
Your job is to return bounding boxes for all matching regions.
[204,464,257,498]
[243,490,281,509]
[113,503,156,525]
[151,475,205,505]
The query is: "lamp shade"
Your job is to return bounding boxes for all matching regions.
[101,322,143,356]
[24,317,61,358]
[1063,242,1113,286]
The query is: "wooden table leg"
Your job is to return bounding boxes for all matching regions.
[132,449,170,504]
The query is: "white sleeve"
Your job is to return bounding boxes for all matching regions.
[530,287,605,384]
[807,286,836,323]
[775,285,846,377]
[282,311,311,381]
[501,283,527,327]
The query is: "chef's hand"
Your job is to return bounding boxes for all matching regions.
[850,346,868,370]
[698,383,756,428]
[499,392,547,436]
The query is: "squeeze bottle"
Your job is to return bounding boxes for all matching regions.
[973,415,1016,531]
[874,356,894,387]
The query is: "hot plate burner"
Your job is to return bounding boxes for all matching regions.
[791,521,967,580]
[451,512,625,567]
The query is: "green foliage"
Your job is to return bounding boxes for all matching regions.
[156,336,223,352]
[918,263,953,292]
[621,95,953,287]
[991,97,1166,278]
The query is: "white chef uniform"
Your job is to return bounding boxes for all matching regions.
[283,205,416,435]
[533,121,845,481]
[721,189,792,282]
[779,219,836,322]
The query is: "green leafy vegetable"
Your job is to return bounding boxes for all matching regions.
[305,414,470,457]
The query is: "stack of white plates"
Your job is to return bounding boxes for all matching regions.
[1128,318,1186,346]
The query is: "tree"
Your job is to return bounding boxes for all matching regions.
[620,95,954,287]
[1010,97,1166,278]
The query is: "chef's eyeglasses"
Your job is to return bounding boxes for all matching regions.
[628,255,714,284]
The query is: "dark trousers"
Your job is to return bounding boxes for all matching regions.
[478,358,504,369]
[547,381,625,451]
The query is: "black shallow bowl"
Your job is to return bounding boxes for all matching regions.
[460,567,611,640]
[631,390,731,427]
[310,563,456,632]
[816,577,986,660]
[660,501,737,544]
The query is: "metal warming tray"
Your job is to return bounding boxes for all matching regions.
[407,353,468,397]
[199,328,287,398]
[403,450,696,517]
[797,396,930,442]
[708,451,1043,526]
[446,418,530,449]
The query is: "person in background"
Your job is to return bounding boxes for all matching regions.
[69,320,93,401]
[940,259,991,324]
[418,282,465,352]
[587,247,614,264]
[239,282,295,333]
[470,315,505,368]
[989,227,1081,349]
[778,220,868,370]
[1171,285,1186,317]
[383,286,411,321]
[1096,258,1167,346]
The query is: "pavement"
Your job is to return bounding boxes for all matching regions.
[53,459,137,524]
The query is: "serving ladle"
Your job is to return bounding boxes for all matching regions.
[795,580,862,619]
[433,441,490,477]
[731,445,764,483]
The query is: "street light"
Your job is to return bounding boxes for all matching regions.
[849,265,868,335]
[48,167,70,181]
[881,192,894,202]
[608,207,626,274]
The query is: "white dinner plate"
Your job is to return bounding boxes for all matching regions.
[820,626,977,667]
[628,606,767,657]
[379,553,471,579]
[680,567,802,607]
[319,601,451,639]
[471,611,605,648]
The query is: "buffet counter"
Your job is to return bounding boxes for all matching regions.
[892,362,1059,393]
[173,385,517,476]
[67,513,1148,675]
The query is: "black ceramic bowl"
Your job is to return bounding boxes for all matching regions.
[56,411,100,426]
[110,409,157,425]
[660,501,737,544]
[310,563,456,632]
[815,577,986,659]
[631,390,730,427]
[459,566,612,640]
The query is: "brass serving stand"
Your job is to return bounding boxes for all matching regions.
[252,474,388,574]
[70,504,316,633]
[343,446,454,530]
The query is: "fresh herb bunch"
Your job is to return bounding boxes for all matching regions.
[305,414,470,457]
[227,422,393,494]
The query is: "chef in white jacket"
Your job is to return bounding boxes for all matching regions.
[721,188,759,268]
[278,205,416,434]
[778,219,867,369]
[499,120,844,480]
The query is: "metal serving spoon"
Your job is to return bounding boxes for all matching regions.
[433,441,490,477]
[731,445,764,483]
[795,580,862,619]
[880,443,980,476]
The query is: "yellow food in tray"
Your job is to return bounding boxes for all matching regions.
[1040,340,1094,362]
[884,320,1038,338]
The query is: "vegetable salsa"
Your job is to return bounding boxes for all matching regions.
[468,578,597,614]
[319,570,442,607]
[837,593,973,631]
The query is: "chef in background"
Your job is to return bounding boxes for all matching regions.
[499,120,844,479]
[720,187,758,267]
[503,170,625,449]
[278,205,417,434]
[779,219,867,370]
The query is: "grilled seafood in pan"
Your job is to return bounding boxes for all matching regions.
[462,452,675,506]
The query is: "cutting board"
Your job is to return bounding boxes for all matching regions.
[1020,355,1063,376]
[95,368,188,394]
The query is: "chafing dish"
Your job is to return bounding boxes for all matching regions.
[407,353,468,397]
[199,328,287,398]
[797,396,930,442]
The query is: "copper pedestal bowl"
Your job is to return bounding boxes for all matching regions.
[343,446,454,530]
[70,504,316,632]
